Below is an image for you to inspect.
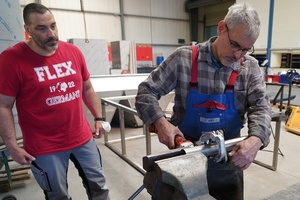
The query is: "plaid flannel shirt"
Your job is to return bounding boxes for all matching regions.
[135,37,271,147]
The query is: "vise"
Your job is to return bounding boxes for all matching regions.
[131,131,246,200]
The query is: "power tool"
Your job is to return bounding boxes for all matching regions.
[174,134,194,148]
[149,125,194,148]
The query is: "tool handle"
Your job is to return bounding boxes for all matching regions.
[149,125,193,148]
[174,134,185,148]
[174,134,194,148]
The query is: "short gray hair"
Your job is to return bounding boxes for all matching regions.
[224,2,260,39]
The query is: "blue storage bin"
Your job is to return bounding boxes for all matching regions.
[156,56,164,65]
[280,74,300,84]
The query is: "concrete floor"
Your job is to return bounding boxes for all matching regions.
[0,119,300,200]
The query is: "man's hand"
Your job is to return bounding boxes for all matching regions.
[8,146,35,165]
[228,136,263,170]
[93,121,105,138]
[154,117,184,149]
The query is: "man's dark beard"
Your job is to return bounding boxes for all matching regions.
[31,34,59,51]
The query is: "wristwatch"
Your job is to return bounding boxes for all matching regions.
[94,117,105,121]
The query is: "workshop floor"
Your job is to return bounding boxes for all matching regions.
[1,119,300,200]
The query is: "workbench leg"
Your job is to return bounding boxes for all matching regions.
[272,118,281,171]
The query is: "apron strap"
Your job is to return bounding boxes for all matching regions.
[225,70,238,91]
[190,45,238,92]
[225,58,242,91]
[190,45,198,89]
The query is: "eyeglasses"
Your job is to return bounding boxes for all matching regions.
[226,25,254,55]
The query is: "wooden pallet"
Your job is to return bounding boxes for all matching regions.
[0,165,31,193]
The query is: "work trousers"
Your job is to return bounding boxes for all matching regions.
[30,138,110,200]
[207,158,244,200]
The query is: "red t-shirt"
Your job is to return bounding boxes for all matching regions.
[0,41,92,156]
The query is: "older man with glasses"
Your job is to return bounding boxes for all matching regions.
[226,24,255,55]
[135,2,271,200]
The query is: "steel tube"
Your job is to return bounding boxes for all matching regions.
[143,136,246,172]
[272,117,281,171]
[105,142,146,175]
[102,103,109,143]
[119,109,126,155]
[102,98,137,116]
[128,185,145,200]
[144,124,152,155]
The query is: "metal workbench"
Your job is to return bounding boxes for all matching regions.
[253,109,286,171]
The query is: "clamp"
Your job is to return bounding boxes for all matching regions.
[196,130,227,163]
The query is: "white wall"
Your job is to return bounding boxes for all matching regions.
[238,0,300,50]
[17,0,300,70]
[271,0,300,49]
[238,0,270,50]
[19,0,189,60]
[238,0,300,70]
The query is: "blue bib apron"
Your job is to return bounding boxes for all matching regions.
[178,46,243,141]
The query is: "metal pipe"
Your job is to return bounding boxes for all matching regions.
[105,134,153,144]
[265,0,275,75]
[192,136,246,156]
[272,116,281,171]
[144,124,152,155]
[119,0,125,40]
[102,98,137,116]
[80,0,89,42]
[254,115,282,171]
[143,136,246,172]
[119,109,126,155]
[105,142,146,175]
[101,96,148,175]
[128,185,145,200]
[102,103,109,143]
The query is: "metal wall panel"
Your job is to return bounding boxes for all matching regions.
[268,0,300,48]
[151,19,189,44]
[111,40,131,71]
[150,0,189,19]
[69,39,110,75]
[83,0,120,13]
[124,0,188,20]
[123,0,151,16]
[41,0,81,10]
[237,0,269,50]
[18,0,300,64]
[0,0,24,53]
[51,10,85,41]
[84,13,121,42]
[19,0,34,5]
[0,0,24,139]
[124,17,152,43]
[236,0,300,50]
[124,17,189,45]
[18,0,190,60]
